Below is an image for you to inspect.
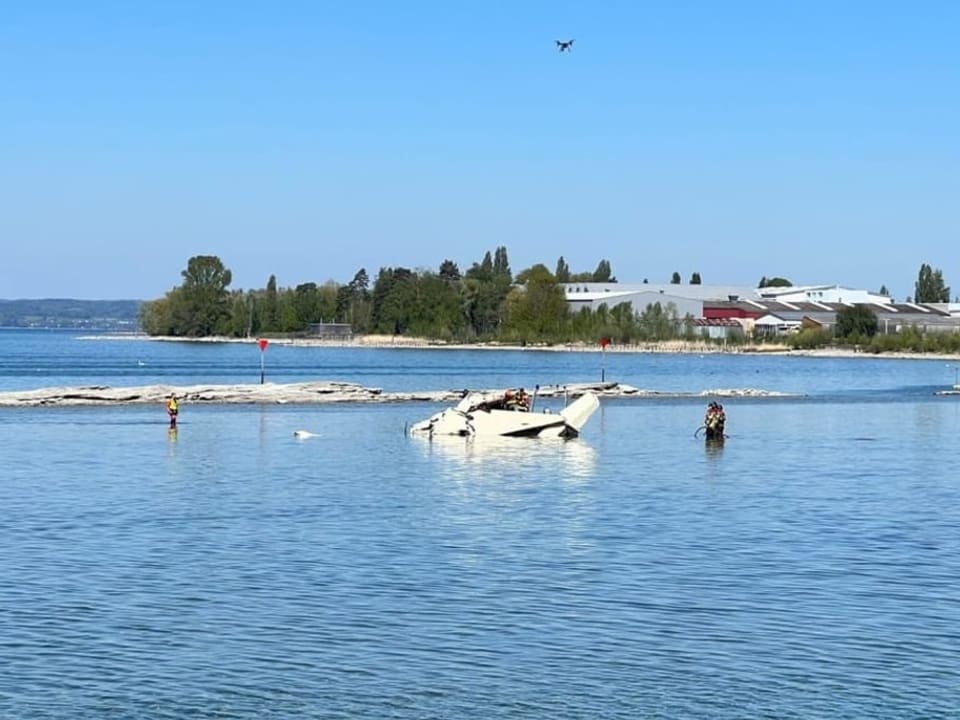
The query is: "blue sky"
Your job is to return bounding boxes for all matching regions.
[2,1,957,300]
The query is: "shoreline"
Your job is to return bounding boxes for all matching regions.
[76,333,960,362]
[0,381,797,408]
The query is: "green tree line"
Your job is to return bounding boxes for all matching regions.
[139,250,641,342]
[140,254,957,351]
[787,302,960,354]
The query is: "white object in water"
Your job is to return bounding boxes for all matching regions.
[408,391,599,439]
[293,430,320,439]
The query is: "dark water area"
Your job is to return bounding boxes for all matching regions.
[1,331,958,718]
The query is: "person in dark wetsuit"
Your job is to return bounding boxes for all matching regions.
[704,401,725,440]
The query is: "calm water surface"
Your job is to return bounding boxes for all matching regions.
[1,331,958,718]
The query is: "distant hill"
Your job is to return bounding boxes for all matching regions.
[0,298,142,330]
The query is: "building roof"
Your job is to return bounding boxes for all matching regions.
[926,303,960,316]
[688,318,742,327]
[798,312,839,325]
[757,284,893,304]
[566,290,704,313]
[755,314,801,326]
[758,283,838,296]
[563,283,758,302]
[878,303,950,316]
[708,299,955,318]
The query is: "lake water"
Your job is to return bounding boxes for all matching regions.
[1,330,959,718]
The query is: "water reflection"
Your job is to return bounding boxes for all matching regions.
[911,400,947,433]
[704,437,724,459]
[415,435,597,481]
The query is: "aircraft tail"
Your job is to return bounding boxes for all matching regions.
[559,392,600,433]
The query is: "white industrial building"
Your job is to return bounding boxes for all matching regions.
[928,303,960,317]
[559,283,955,330]
[562,283,758,318]
[757,284,892,305]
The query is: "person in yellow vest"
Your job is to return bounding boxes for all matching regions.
[166,394,179,428]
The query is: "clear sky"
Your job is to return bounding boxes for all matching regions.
[2,1,957,300]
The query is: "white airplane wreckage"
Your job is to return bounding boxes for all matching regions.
[408,387,600,439]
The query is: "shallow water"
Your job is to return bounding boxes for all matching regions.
[1,328,957,399]
[1,331,958,718]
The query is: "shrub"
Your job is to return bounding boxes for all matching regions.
[788,328,831,349]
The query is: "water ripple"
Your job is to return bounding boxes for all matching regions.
[3,345,960,717]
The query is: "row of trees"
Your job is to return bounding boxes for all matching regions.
[138,256,345,338]
[139,254,956,348]
[871,264,952,303]
[139,250,626,341]
[789,325,960,354]
[785,301,960,354]
[914,264,951,303]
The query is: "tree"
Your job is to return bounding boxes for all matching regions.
[370,267,416,334]
[555,256,571,283]
[514,264,553,285]
[759,276,792,288]
[337,268,370,329]
[406,271,466,339]
[878,284,890,297]
[466,251,494,283]
[438,259,461,283]
[914,263,950,303]
[608,301,640,343]
[349,267,369,294]
[175,255,233,336]
[139,295,175,335]
[835,305,878,339]
[638,302,680,340]
[670,272,681,284]
[181,254,232,292]
[493,246,511,283]
[261,274,280,331]
[690,272,702,285]
[463,248,513,338]
[221,290,255,338]
[503,264,567,341]
[317,281,339,323]
[279,293,301,332]
[292,282,323,327]
[592,259,616,282]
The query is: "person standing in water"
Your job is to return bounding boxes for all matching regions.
[165,393,179,428]
[704,401,725,440]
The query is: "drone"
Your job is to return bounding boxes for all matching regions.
[556,39,574,52]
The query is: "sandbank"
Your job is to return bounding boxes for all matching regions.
[0,381,794,408]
